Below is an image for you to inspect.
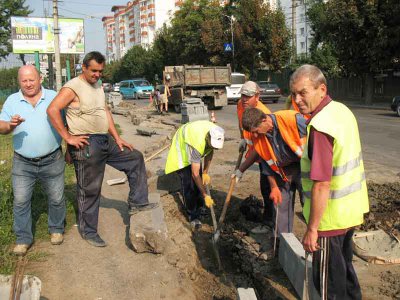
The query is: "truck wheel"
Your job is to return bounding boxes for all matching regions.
[174,104,181,113]
[397,103,400,117]
[273,99,278,103]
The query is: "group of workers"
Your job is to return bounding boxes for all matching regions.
[0,50,368,300]
[165,65,369,300]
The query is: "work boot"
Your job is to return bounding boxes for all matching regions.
[128,202,159,215]
[13,244,30,256]
[83,234,107,247]
[50,233,64,245]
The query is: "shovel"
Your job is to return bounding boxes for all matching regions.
[206,185,223,270]
[213,149,245,243]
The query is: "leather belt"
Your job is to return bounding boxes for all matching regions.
[15,146,61,162]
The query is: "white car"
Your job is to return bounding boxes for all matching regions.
[113,82,120,92]
[226,72,245,103]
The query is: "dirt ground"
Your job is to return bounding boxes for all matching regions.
[25,104,400,299]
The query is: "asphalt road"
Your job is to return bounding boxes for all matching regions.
[217,100,400,183]
[131,97,400,183]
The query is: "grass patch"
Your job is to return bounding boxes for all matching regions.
[0,135,77,274]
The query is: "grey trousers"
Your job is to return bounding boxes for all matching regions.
[265,162,303,237]
[69,134,148,238]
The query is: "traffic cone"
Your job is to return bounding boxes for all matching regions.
[210,111,216,123]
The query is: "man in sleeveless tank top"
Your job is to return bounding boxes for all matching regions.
[47,51,157,247]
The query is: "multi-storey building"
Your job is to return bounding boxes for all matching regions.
[102,0,179,62]
[280,0,312,57]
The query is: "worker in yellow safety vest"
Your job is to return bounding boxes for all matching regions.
[165,120,225,229]
[291,64,369,300]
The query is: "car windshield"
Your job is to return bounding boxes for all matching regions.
[231,74,246,85]
[258,82,278,89]
[133,80,151,87]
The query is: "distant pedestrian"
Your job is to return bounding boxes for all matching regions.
[161,75,171,113]
[47,51,157,248]
[0,65,66,256]
[292,64,369,300]
[154,88,162,114]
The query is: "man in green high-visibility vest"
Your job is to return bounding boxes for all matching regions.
[165,120,225,230]
[291,64,369,300]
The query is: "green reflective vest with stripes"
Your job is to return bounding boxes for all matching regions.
[301,101,369,231]
[165,120,215,174]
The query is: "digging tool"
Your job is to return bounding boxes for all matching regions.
[144,143,171,163]
[206,185,223,270]
[213,149,245,243]
[273,204,279,257]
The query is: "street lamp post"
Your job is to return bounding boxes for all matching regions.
[224,15,235,72]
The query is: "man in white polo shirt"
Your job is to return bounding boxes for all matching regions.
[0,65,66,256]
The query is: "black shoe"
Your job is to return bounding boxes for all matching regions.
[199,207,209,217]
[84,234,107,247]
[190,219,202,231]
[128,202,159,215]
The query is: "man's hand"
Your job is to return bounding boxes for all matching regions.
[9,115,25,130]
[269,187,282,205]
[66,135,89,149]
[238,138,247,153]
[202,173,211,185]
[115,138,134,151]
[302,228,320,252]
[231,169,243,183]
[204,195,215,208]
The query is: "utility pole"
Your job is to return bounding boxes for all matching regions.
[291,0,297,62]
[53,0,62,91]
[230,16,235,72]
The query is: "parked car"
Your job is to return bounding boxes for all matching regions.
[113,82,120,92]
[119,78,154,99]
[257,81,282,103]
[226,72,246,103]
[102,82,112,93]
[391,96,400,117]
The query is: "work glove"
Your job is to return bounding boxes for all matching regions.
[231,169,243,183]
[238,138,247,153]
[204,195,215,208]
[269,187,282,205]
[202,173,211,185]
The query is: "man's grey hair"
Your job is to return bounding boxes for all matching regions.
[242,108,267,131]
[290,64,327,89]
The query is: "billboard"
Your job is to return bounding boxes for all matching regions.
[11,16,84,54]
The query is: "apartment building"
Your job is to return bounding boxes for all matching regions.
[102,0,178,62]
[280,0,312,57]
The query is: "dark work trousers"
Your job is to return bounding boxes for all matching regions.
[259,164,273,224]
[176,165,204,221]
[312,229,362,300]
[263,162,303,237]
[68,134,148,238]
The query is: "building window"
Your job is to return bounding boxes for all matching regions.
[300,42,305,49]
[300,28,305,36]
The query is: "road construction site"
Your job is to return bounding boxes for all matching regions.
[5,99,400,300]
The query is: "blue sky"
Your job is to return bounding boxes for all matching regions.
[25,0,127,54]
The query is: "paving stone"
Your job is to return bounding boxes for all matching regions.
[0,275,41,300]
[129,193,168,254]
[237,287,258,300]
[279,233,320,300]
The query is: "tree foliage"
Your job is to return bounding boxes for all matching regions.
[307,0,400,75]
[0,0,32,60]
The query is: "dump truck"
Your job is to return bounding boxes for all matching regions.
[163,65,231,112]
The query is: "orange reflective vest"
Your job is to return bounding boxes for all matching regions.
[253,110,305,181]
[237,100,271,157]
[291,96,311,120]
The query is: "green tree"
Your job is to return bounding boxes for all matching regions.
[0,0,32,60]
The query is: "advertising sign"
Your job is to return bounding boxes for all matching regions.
[11,16,84,54]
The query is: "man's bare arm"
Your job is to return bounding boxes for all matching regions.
[302,180,330,252]
[0,115,25,134]
[47,88,89,149]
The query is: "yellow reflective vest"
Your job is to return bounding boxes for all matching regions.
[165,120,216,174]
[301,101,369,231]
